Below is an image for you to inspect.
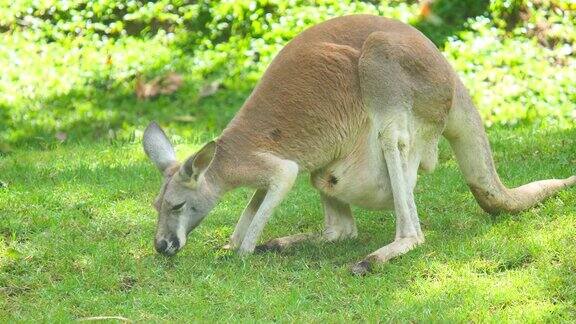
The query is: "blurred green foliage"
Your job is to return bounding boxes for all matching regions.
[0,0,574,148]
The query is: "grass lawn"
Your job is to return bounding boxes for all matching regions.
[1,83,575,321]
[1,2,575,320]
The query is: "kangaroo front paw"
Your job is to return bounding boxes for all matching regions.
[221,243,234,251]
[222,238,243,251]
[237,242,256,257]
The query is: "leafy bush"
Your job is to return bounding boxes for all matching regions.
[0,0,574,147]
[445,16,575,127]
[1,0,194,40]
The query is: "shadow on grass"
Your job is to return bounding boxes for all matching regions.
[1,77,248,151]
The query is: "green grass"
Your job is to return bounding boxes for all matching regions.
[1,1,576,321]
[1,96,575,321]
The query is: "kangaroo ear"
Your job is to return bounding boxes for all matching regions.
[143,122,177,173]
[180,141,216,182]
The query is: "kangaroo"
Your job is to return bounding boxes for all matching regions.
[143,14,575,275]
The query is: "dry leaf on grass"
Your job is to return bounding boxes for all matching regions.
[0,143,13,154]
[135,74,158,100]
[173,115,197,123]
[198,80,221,98]
[158,72,183,95]
[55,131,68,142]
[135,72,183,100]
[78,316,131,322]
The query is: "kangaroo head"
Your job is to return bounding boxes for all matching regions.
[143,122,219,256]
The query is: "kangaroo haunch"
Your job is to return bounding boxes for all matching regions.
[143,15,575,275]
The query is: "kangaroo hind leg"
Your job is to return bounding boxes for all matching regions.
[352,31,427,275]
[351,114,424,275]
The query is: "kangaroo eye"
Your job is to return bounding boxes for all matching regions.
[171,202,185,211]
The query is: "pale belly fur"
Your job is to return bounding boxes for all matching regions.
[311,123,438,210]
[311,129,397,210]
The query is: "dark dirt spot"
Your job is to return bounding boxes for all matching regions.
[120,276,137,292]
[1,229,12,241]
[351,260,372,276]
[1,285,32,297]
[269,128,282,141]
[496,254,534,272]
[328,174,338,186]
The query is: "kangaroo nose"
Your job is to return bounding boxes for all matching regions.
[155,239,168,254]
[155,236,180,256]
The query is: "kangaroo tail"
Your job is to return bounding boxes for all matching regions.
[443,80,575,215]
